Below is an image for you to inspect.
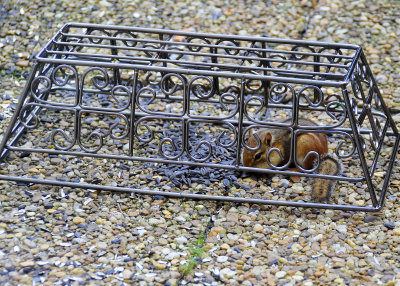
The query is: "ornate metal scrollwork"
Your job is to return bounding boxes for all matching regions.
[334,131,357,159]
[215,39,240,56]
[51,128,76,151]
[269,82,295,104]
[186,37,211,53]
[112,31,137,47]
[30,64,79,106]
[78,111,129,153]
[297,85,324,108]
[189,75,215,99]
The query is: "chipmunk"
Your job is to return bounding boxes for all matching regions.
[242,117,343,203]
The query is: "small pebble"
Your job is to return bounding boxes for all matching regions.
[384,222,395,230]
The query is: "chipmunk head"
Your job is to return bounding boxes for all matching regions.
[242,129,284,168]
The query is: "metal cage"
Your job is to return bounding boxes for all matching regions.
[0,23,398,212]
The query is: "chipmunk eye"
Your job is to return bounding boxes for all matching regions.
[254,152,263,161]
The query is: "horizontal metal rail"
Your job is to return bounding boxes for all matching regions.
[5,146,364,182]
[60,32,356,60]
[35,58,349,87]
[46,48,350,70]
[45,49,348,80]
[64,22,361,50]
[0,174,380,212]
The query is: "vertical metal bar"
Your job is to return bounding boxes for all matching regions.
[341,87,378,207]
[182,73,190,160]
[235,77,246,168]
[210,38,220,95]
[291,85,300,167]
[261,41,270,105]
[109,33,121,85]
[129,70,139,157]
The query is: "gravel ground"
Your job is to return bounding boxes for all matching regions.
[1,0,400,285]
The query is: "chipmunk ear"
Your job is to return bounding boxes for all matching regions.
[263,132,272,146]
[249,129,253,137]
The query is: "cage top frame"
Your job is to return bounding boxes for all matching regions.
[36,22,363,88]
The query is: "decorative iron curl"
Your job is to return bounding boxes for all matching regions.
[160,73,187,96]
[189,76,215,99]
[215,122,237,148]
[297,85,324,108]
[51,128,76,151]
[243,96,265,122]
[134,117,155,143]
[81,67,111,92]
[79,131,104,153]
[31,76,51,101]
[78,113,129,153]
[137,74,186,116]
[294,150,320,173]
[245,79,264,92]
[110,85,131,111]
[87,28,111,44]
[30,65,79,106]
[52,65,78,87]
[334,131,357,159]
[218,92,239,119]
[19,103,77,149]
[290,45,316,61]
[241,125,290,170]
[108,115,129,140]
[112,31,137,47]
[187,140,213,163]
[19,103,42,129]
[317,47,343,64]
[215,39,240,56]
[136,87,157,113]
[325,101,347,128]
[185,121,237,162]
[242,126,261,152]
[269,82,296,104]
[159,137,184,160]
[144,71,162,86]
[186,37,211,53]
[266,147,289,170]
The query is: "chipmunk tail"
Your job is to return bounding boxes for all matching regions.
[312,153,343,203]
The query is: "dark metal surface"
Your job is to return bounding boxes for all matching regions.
[0,23,398,211]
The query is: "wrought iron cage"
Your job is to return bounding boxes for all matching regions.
[0,23,398,212]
